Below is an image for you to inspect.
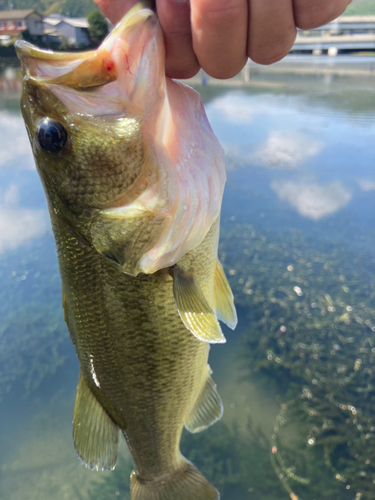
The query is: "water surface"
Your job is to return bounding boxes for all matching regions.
[1,55,375,500]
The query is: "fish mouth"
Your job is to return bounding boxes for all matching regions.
[15,1,157,90]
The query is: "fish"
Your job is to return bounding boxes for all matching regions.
[15,2,237,499]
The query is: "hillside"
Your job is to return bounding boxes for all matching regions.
[342,0,375,16]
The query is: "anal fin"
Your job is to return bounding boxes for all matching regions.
[73,370,119,471]
[173,266,225,344]
[214,259,237,330]
[185,366,223,433]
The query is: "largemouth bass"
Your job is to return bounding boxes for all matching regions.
[16,3,237,499]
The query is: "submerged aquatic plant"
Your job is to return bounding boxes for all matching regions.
[0,303,68,401]
[221,221,375,499]
[0,237,70,401]
[87,453,132,500]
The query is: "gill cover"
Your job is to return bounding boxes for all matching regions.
[16,2,226,276]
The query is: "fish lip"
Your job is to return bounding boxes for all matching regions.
[15,1,155,62]
[15,1,157,91]
[15,39,95,61]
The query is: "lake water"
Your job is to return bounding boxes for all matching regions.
[0,55,375,500]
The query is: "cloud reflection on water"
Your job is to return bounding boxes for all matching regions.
[0,111,34,170]
[271,180,352,220]
[357,179,375,192]
[212,93,255,123]
[252,131,324,170]
[210,93,325,170]
[0,185,47,252]
[222,131,324,171]
[211,92,306,123]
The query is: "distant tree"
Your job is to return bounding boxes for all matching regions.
[58,36,69,51]
[11,0,96,17]
[344,0,375,15]
[87,9,108,45]
[21,29,34,43]
[60,0,96,17]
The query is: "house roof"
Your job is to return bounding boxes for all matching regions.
[63,18,88,28]
[0,9,42,20]
[44,16,88,29]
[43,17,61,26]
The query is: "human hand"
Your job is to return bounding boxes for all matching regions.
[95,0,351,79]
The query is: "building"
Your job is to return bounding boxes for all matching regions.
[0,9,91,48]
[43,15,90,46]
[0,9,44,37]
[300,16,375,36]
[292,15,375,55]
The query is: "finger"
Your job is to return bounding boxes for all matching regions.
[248,0,296,65]
[156,0,200,79]
[294,0,352,30]
[191,0,248,79]
[94,0,138,25]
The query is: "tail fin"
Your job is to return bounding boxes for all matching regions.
[130,457,220,500]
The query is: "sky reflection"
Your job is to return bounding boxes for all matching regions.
[251,131,324,170]
[271,180,352,220]
[0,111,34,170]
[0,185,47,252]
[357,179,375,192]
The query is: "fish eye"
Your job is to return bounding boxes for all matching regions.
[36,118,67,153]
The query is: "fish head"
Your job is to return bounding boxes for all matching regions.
[16,2,163,214]
[16,2,226,275]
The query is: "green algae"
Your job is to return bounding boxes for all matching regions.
[0,303,67,400]
[87,453,132,500]
[181,421,284,500]
[0,237,70,401]
[220,221,375,499]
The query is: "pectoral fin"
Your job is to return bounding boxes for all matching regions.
[214,259,237,330]
[185,366,223,433]
[73,371,119,471]
[173,266,226,344]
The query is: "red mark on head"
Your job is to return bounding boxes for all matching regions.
[104,59,115,72]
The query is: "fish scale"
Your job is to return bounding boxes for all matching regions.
[56,211,213,477]
[58,117,144,206]
[16,3,237,499]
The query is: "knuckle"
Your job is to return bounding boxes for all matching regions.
[197,0,244,26]
[297,14,329,30]
[295,0,348,29]
[250,48,287,65]
[204,58,247,79]
[249,33,296,65]
[166,62,200,80]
